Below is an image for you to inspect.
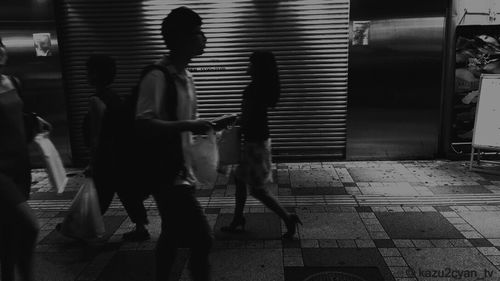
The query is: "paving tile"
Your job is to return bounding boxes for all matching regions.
[376,212,464,239]
[33,252,96,281]
[362,218,382,225]
[384,257,407,267]
[411,239,434,248]
[302,248,394,281]
[402,206,421,212]
[356,206,373,213]
[454,224,476,232]
[487,256,500,266]
[283,256,304,267]
[418,206,436,212]
[210,249,283,281]
[461,231,484,239]
[429,185,492,194]
[337,239,357,248]
[301,239,319,248]
[283,248,302,257]
[214,213,281,240]
[468,238,494,247]
[282,239,301,249]
[449,239,474,247]
[370,232,390,239]
[400,248,499,281]
[460,211,500,239]
[365,224,386,232]
[285,266,386,281]
[348,167,418,182]
[477,247,500,256]
[318,239,338,248]
[255,240,276,250]
[432,206,453,212]
[389,266,414,278]
[386,206,405,212]
[490,239,500,247]
[359,212,376,219]
[446,217,468,224]
[373,239,396,248]
[298,213,370,240]
[429,239,454,248]
[355,239,376,248]
[291,187,347,195]
[393,239,414,248]
[378,248,401,257]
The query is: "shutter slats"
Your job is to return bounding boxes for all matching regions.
[57,0,349,162]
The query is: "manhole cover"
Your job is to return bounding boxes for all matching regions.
[304,271,367,281]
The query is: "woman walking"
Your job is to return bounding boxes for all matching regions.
[0,36,42,281]
[221,50,301,239]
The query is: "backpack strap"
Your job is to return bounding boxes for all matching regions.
[8,75,21,93]
[139,64,178,121]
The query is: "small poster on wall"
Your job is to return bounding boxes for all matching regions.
[33,33,52,56]
[352,21,370,46]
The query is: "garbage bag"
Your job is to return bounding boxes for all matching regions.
[483,60,500,74]
[34,132,68,194]
[217,126,241,166]
[58,177,105,240]
[455,68,479,93]
[191,130,219,186]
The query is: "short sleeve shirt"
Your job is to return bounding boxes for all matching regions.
[135,56,198,186]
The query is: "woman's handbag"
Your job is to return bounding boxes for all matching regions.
[34,132,68,194]
[191,130,219,186]
[58,177,105,240]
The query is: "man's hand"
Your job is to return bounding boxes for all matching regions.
[189,120,214,134]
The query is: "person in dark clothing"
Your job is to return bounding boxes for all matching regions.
[84,54,150,241]
[0,37,41,281]
[134,7,213,281]
[221,50,302,239]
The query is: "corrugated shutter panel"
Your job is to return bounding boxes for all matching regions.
[55,0,349,163]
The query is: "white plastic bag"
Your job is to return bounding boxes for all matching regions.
[58,177,105,240]
[34,132,68,194]
[217,126,241,166]
[191,130,219,186]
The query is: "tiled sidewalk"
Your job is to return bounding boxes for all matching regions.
[27,160,500,281]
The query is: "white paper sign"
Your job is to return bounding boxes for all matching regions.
[472,74,500,150]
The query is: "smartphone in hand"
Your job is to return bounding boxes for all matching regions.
[211,114,238,131]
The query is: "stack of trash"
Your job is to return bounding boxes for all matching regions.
[454,34,500,140]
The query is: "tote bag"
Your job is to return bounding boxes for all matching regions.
[58,177,105,240]
[191,130,219,186]
[34,132,68,194]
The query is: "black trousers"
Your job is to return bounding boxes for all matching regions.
[94,170,149,225]
[153,185,212,281]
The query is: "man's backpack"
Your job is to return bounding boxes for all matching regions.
[123,64,177,128]
[125,63,184,187]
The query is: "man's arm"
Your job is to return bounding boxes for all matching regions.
[134,70,212,138]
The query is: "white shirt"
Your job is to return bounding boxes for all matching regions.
[135,56,197,186]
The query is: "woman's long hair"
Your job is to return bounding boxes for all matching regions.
[250,50,280,108]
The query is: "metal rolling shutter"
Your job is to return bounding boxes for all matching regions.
[55,0,349,163]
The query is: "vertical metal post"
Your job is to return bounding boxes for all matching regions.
[469,146,475,169]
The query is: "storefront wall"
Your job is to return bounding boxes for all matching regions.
[442,0,500,159]
[347,0,447,160]
[0,0,71,166]
[55,0,351,164]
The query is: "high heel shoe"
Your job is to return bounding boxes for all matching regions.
[282,214,302,239]
[220,216,246,233]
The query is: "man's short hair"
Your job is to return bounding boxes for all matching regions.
[161,6,202,49]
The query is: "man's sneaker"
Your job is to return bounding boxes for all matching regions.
[122,228,150,242]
